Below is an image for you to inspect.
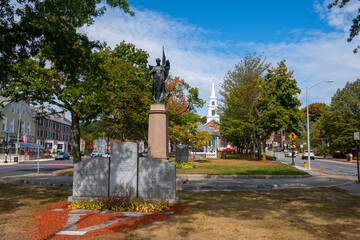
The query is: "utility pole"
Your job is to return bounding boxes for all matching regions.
[15,113,22,157]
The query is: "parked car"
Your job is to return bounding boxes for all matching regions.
[285,150,296,157]
[103,152,111,158]
[302,150,315,160]
[91,151,101,158]
[55,152,70,160]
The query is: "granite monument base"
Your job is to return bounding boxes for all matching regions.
[68,142,178,204]
[139,158,177,203]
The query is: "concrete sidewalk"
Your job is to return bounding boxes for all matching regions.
[1,168,360,197]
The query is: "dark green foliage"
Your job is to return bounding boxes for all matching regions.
[0,0,133,163]
[316,79,360,154]
[219,52,270,151]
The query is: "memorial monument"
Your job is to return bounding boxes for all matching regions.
[69,47,178,203]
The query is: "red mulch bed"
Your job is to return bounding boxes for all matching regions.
[31,202,187,239]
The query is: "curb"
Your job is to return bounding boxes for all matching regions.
[18,179,73,188]
[177,174,311,181]
[182,179,356,192]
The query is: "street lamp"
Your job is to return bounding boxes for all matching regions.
[306,80,333,169]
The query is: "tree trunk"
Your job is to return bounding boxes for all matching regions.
[262,138,267,161]
[257,139,261,160]
[71,112,81,163]
[252,143,256,157]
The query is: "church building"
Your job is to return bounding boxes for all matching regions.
[206,81,220,123]
[203,81,229,150]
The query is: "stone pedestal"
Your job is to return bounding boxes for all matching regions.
[148,104,169,160]
[68,142,178,204]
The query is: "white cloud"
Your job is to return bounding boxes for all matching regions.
[86,4,360,116]
[315,0,360,32]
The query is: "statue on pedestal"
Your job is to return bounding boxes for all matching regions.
[148,47,170,103]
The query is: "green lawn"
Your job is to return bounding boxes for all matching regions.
[197,163,307,175]
[177,158,308,175]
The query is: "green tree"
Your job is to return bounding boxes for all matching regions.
[316,79,360,155]
[99,42,152,141]
[317,110,358,154]
[330,79,360,120]
[256,60,301,160]
[0,0,133,163]
[219,52,270,154]
[328,0,360,53]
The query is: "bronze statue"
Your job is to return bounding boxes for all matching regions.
[148,47,170,103]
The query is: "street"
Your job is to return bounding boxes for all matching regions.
[273,151,359,180]
[0,159,74,177]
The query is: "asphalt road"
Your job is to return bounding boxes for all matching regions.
[273,151,360,180]
[1,153,359,181]
[0,158,74,177]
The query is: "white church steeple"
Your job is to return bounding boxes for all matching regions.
[207,81,220,123]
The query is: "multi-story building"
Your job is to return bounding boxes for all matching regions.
[0,97,37,154]
[36,111,72,153]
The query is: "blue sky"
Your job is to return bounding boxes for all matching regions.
[85,0,360,117]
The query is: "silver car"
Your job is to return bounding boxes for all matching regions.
[302,150,315,160]
[90,151,101,158]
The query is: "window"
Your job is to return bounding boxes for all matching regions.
[10,119,14,133]
[58,144,63,150]
[2,116,7,131]
[212,101,215,105]
[46,131,49,138]
[11,103,15,113]
[45,143,52,149]
[22,105,26,115]
[21,121,25,134]
[27,122,31,135]
[17,103,20,114]
[211,110,215,116]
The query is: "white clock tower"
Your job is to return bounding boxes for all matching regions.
[207,81,220,123]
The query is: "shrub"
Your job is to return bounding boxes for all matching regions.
[68,189,171,213]
[176,162,196,169]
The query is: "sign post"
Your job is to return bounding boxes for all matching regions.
[354,132,360,183]
[289,132,297,166]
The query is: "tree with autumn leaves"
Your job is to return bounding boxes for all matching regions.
[165,77,211,151]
